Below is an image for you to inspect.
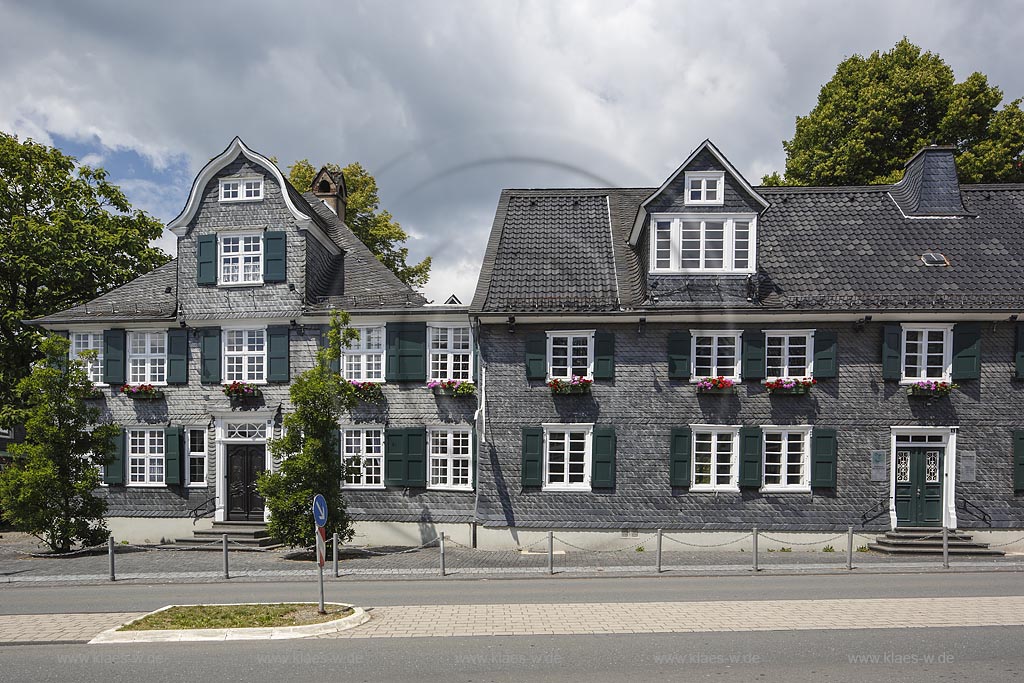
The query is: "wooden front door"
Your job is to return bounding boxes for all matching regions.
[894,447,944,527]
[227,444,266,521]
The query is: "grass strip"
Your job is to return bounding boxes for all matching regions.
[119,603,353,631]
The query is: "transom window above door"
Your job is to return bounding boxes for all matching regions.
[547,331,594,380]
[651,215,755,273]
[691,331,741,380]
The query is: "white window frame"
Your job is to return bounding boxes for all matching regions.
[760,426,812,493]
[70,330,105,385]
[900,324,953,383]
[690,330,742,381]
[684,171,725,206]
[186,427,208,488]
[219,177,263,202]
[127,427,165,487]
[763,329,815,380]
[428,426,474,491]
[222,326,267,384]
[649,214,757,274]
[126,330,167,385]
[690,425,739,492]
[546,330,595,381]
[341,427,385,489]
[428,324,474,382]
[218,232,264,286]
[542,423,593,491]
[343,325,386,382]
[0,427,11,438]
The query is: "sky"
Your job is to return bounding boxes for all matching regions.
[2,0,1023,304]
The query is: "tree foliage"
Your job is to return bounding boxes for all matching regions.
[0,133,170,409]
[765,38,1024,186]
[0,336,119,552]
[257,312,359,548]
[287,159,431,289]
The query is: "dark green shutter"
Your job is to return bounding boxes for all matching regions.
[263,231,286,283]
[317,325,340,374]
[103,429,125,485]
[102,329,126,385]
[738,426,763,487]
[167,329,188,384]
[1014,431,1024,493]
[1016,324,1024,380]
[742,331,765,381]
[525,333,547,380]
[813,329,837,378]
[164,427,182,485]
[385,429,406,486]
[591,426,616,488]
[952,322,981,380]
[521,427,544,487]
[385,322,426,382]
[667,331,691,379]
[669,427,692,487]
[196,234,217,285]
[384,428,426,487]
[593,332,614,380]
[199,328,221,384]
[267,326,290,382]
[881,324,901,380]
[810,428,838,488]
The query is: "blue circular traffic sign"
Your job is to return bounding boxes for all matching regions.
[312,494,327,527]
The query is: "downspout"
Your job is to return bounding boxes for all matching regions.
[471,315,485,549]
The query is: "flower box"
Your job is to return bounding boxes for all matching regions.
[121,384,164,400]
[349,381,385,405]
[83,387,106,400]
[223,382,263,401]
[765,378,816,395]
[547,377,593,395]
[428,380,476,397]
[907,381,958,397]
[696,377,737,394]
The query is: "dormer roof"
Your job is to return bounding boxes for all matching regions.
[888,145,973,218]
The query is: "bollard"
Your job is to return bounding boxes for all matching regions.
[222,533,229,579]
[440,531,446,577]
[548,531,554,575]
[752,527,759,572]
[108,536,115,582]
[333,532,339,578]
[942,527,949,569]
[847,526,854,571]
[656,529,663,574]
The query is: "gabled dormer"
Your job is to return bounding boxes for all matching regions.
[310,166,348,221]
[629,140,769,275]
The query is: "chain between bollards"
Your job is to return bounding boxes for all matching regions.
[942,526,950,569]
[752,527,759,572]
[222,533,229,579]
[548,531,554,575]
[847,526,854,570]
[656,528,663,574]
[439,531,446,576]
[108,536,115,582]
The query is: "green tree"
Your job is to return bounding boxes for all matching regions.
[764,38,1024,186]
[287,159,431,289]
[0,335,119,552]
[0,133,170,409]
[257,312,359,548]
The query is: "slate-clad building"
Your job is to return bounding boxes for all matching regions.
[470,140,1024,548]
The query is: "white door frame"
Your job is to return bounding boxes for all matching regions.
[213,412,276,523]
[888,426,957,529]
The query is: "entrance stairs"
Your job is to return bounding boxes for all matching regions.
[868,527,1004,556]
[172,521,282,550]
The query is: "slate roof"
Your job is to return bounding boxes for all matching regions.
[32,260,178,324]
[889,146,971,217]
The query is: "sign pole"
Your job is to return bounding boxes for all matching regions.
[318,534,326,614]
[312,494,328,615]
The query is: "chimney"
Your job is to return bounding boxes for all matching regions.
[889,145,970,217]
[311,167,347,223]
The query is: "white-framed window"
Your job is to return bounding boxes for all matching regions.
[128,428,164,486]
[127,331,167,384]
[691,331,741,380]
[543,424,593,491]
[691,426,739,492]
[70,331,105,384]
[761,427,811,492]
[901,324,953,382]
[765,330,814,379]
[342,428,384,488]
[219,234,263,285]
[428,325,473,382]
[343,326,385,382]
[0,427,11,438]
[220,177,263,202]
[650,215,756,273]
[547,330,594,380]
[684,171,725,205]
[428,427,473,490]
[187,428,208,487]
[223,328,266,383]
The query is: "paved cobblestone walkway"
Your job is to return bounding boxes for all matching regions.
[0,612,143,643]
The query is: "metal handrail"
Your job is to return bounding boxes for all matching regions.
[959,498,992,527]
[188,495,217,525]
[860,495,890,525]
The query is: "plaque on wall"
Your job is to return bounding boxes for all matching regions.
[959,451,977,483]
[870,450,888,482]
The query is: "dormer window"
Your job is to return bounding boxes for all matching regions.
[219,177,263,202]
[684,171,724,205]
[219,234,263,284]
[651,215,756,273]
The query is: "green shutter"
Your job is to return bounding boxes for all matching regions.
[738,426,763,487]
[521,427,544,487]
[167,329,188,384]
[810,428,838,488]
[263,231,286,283]
[196,234,217,285]
[102,329,125,385]
[1016,324,1024,380]
[742,331,765,381]
[952,322,981,380]
[317,325,340,374]
[384,428,426,487]
[593,332,615,380]
[199,328,221,384]
[104,429,125,485]
[667,331,691,379]
[812,329,837,378]
[881,324,901,380]
[1014,431,1024,493]
[164,427,182,485]
[384,429,407,486]
[669,427,692,487]
[591,426,616,488]
[385,322,426,382]
[525,333,547,380]
[267,326,290,382]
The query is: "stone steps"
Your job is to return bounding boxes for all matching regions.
[869,528,1004,556]
[172,522,283,550]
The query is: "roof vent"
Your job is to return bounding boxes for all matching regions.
[921,252,950,267]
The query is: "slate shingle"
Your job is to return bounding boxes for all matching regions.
[32,260,178,324]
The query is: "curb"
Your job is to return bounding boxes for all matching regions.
[88,602,370,643]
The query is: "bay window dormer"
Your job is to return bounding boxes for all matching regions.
[652,215,756,274]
